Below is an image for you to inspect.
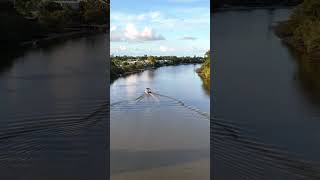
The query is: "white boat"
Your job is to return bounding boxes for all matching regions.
[144,88,152,94]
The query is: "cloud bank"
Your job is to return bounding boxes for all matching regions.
[111,23,165,42]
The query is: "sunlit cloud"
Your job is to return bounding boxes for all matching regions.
[111,23,165,42]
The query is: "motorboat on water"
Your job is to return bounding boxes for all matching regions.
[144,88,152,94]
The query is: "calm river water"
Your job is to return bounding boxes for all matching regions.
[0,34,108,180]
[213,9,320,180]
[110,64,210,180]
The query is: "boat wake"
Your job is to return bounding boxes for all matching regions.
[0,98,108,177]
[112,93,320,179]
[212,116,320,180]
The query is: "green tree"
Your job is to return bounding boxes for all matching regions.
[197,50,210,80]
[38,2,76,30]
[80,0,108,24]
[147,56,156,65]
[282,0,320,53]
[16,0,40,16]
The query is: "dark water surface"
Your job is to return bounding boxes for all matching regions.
[213,9,320,179]
[110,65,210,180]
[0,34,108,180]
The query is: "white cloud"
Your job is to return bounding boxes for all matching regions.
[111,23,165,42]
[150,11,161,19]
[124,24,140,40]
[137,14,146,20]
[110,25,117,32]
[111,11,162,23]
[159,46,175,52]
[119,45,127,51]
[110,30,123,42]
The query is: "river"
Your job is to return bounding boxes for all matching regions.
[110,64,210,179]
[0,34,109,180]
[213,8,320,179]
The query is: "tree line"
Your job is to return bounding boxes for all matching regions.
[16,0,108,29]
[111,55,205,80]
[0,0,109,49]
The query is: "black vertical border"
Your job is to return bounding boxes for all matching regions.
[210,0,214,180]
[106,0,110,179]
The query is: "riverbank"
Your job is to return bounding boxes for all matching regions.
[196,50,210,91]
[274,21,305,51]
[273,21,320,60]
[111,56,204,81]
[111,62,203,82]
[274,0,320,60]
[275,22,320,59]
[20,27,107,48]
[0,1,108,50]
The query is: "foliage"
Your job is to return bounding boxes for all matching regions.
[110,55,204,80]
[16,0,109,30]
[38,2,75,30]
[198,50,210,80]
[80,0,108,24]
[16,0,40,16]
[147,56,156,65]
[280,0,320,53]
[0,4,46,48]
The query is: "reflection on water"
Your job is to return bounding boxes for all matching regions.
[0,34,108,180]
[111,64,209,112]
[290,49,320,104]
[213,9,320,179]
[111,64,209,180]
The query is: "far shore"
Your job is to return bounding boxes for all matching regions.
[111,63,202,82]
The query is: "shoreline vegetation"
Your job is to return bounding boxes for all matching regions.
[111,55,205,81]
[212,0,302,12]
[197,50,210,79]
[111,51,211,92]
[0,0,108,50]
[274,0,320,59]
[196,50,210,90]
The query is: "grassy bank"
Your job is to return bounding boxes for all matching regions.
[197,50,210,91]
[275,0,320,58]
[197,50,210,79]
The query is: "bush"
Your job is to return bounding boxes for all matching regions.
[281,0,320,54]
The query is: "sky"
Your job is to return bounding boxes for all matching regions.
[110,0,210,57]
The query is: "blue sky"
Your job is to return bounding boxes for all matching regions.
[110,0,210,57]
